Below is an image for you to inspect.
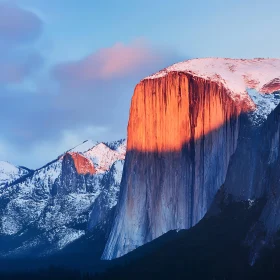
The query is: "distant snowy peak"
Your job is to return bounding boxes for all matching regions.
[84,141,126,174]
[145,58,280,112]
[58,139,126,175]
[0,161,29,186]
[0,139,126,188]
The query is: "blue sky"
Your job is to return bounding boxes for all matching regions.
[0,0,279,168]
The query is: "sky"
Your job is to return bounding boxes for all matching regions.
[0,0,279,168]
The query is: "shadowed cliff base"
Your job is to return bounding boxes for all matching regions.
[92,199,269,280]
[103,113,246,259]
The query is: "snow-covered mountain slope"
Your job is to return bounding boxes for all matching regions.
[84,142,125,174]
[0,162,30,187]
[0,139,126,257]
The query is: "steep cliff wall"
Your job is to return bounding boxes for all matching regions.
[102,72,242,259]
[67,152,96,175]
[103,58,280,260]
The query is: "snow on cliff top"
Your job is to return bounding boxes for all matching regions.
[145,58,280,110]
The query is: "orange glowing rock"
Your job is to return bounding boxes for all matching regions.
[66,152,96,175]
[127,72,248,153]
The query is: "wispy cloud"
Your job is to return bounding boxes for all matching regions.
[0,1,43,45]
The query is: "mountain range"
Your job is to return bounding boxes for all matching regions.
[2,58,280,279]
[0,139,125,259]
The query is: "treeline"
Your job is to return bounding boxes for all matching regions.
[3,245,280,280]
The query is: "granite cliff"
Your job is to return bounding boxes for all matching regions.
[103,58,280,260]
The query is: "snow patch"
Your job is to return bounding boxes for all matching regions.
[0,161,28,186]
[247,89,280,125]
[84,143,125,174]
[56,228,85,250]
[248,199,255,208]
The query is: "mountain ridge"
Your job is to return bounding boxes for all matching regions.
[0,138,126,258]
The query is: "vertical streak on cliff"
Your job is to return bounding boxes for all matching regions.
[102,72,242,259]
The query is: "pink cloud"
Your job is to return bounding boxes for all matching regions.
[0,2,42,44]
[52,40,163,86]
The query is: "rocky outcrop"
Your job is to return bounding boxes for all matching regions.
[55,153,97,195]
[66,152,96,175]
[103,58,280,260]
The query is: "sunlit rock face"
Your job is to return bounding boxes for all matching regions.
[102,73,242,259]
[67,152,96,175]
[103,58,280,260]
